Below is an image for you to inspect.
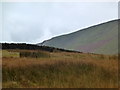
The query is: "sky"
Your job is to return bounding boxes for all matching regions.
[1,2,118,44]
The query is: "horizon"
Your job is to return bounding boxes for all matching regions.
[1,2,118,44]
[1,19,118,44]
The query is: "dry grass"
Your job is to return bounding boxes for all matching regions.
[2,50,19,58]
[2,50,118,88]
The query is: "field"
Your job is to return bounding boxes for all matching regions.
[2,50,118,88]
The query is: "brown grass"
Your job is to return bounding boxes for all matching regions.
[2,50,118,88]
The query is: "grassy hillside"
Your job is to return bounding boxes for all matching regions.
[2,49,118,88]
[40,20,119,55]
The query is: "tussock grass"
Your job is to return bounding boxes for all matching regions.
[108,55,118,60]
[2,50,118,88]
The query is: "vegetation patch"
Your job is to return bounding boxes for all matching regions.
[20,51,50,58]
[3,58,118,88]
[2,50,19,58]
[2,49,118,88]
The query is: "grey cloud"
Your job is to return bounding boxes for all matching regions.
[2,2,118,43]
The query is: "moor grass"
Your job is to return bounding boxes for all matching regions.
[2,50,118,88]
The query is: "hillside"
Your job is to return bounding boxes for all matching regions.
[1,43,80,53]
[38,20,119,55]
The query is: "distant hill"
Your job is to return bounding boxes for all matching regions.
[1,43,80,53]
[38,19,119,55]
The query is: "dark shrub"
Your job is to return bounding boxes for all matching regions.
[20,51,50,58]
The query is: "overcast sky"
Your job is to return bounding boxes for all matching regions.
[1,2,118,44]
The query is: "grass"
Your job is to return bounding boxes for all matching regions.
[2,50,19,58]
[2,50,118,88]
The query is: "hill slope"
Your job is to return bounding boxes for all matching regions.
[38,20,119,55]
